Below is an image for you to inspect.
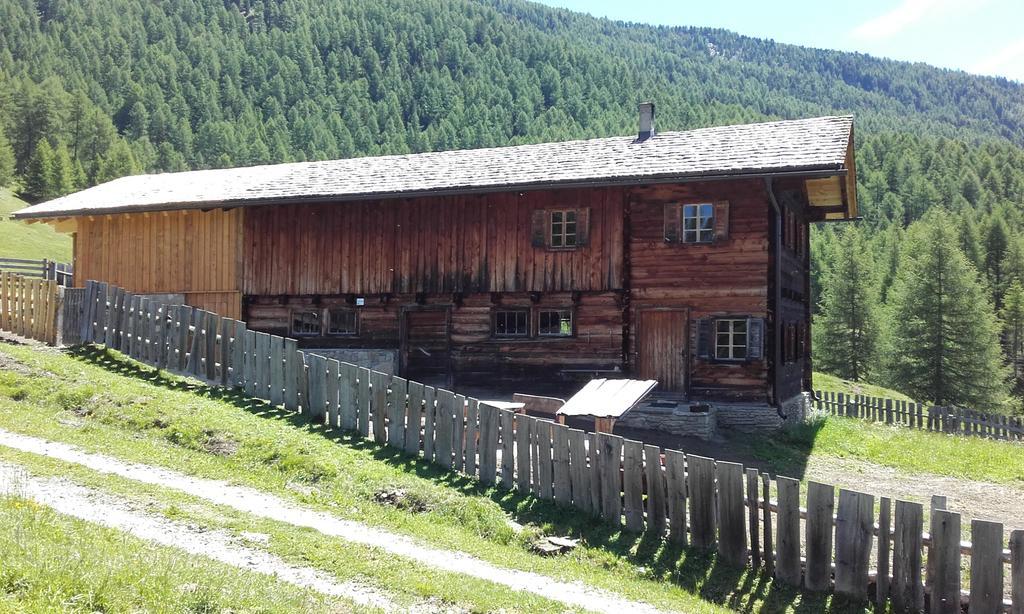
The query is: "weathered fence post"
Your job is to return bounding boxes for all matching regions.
[775,476,802,586]
[834,489,874,601]
[687,455,716,550]
[929,509,961,614]
[804,481,835,591]
[968,519,1003,613]
[893,500,925,612]
[717,461,747,566]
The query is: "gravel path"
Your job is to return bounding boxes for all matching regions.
[0,463,398,610]
[0,428,668,614]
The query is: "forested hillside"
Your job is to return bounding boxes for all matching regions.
[2,0,1024,410]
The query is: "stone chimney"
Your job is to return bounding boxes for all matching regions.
[638,102,655,141]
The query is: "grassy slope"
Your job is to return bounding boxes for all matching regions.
[0,189,71,262]
[0,495,342,612]
[0,343,864,614]
[751,416,1024,487]
[811,371,915,402]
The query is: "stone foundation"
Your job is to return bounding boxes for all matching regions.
[620,392,812,438]
[618,401,717,441]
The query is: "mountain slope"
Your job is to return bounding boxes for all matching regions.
[0,0,1022,190]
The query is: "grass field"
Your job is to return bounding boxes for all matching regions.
[0,342,877,613]
[0,493,342,612]
[811,371,915,402]
[0,189,71,262]
[750,412,1024,487]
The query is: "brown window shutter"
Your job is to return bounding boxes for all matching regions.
[747,317,764,360]
[696,318,712,359]
[576,207,591,246]
[663,204,681,243]
[713,200,730,242]
[531,209,548,248]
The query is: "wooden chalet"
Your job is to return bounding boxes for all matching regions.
[12,105,857,418]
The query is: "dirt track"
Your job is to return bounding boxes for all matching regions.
[0,427,667,614]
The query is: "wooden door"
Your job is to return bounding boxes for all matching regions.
[637,309,688,392]
[401,307,451,382]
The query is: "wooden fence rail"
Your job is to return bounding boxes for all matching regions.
[47,280,1024,611]
[813,390,1024,442]
[0,257,73,286]
[0,271,61,345]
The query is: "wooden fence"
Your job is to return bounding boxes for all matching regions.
[0,257,73,286]
[0,271,61,345]
[813,390,1024,442]
[42,280,1024,611]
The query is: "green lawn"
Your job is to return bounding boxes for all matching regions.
[0,343,872,613]
[0,494,344,613]
[811,371,915,402]
[0,189,71,262]
[751,411,1024,487]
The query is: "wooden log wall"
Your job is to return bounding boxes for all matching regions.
[245,291,624,380]
[627,179,771,398]
[73,209,243,319]
[243,187,625,295]
[74,278,1024,613]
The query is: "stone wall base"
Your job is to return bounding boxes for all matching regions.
[620,392,812,439]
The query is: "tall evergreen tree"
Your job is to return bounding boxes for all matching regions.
[1001,280,1024,403]
[886,214,1008,408]
[0,125,15,187]
[814,227,880,381]
[23,139,54,201]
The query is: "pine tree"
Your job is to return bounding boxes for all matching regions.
[814,227,880,381]
[886,214,1008,408]
[23,139,54,201]
[0,125,15,187]
[49,141,75,197]
[95,139,140,184]
[1001,280,1024,401]
[984,216,1009,307]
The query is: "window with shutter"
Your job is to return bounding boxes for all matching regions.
[532,208,590,249]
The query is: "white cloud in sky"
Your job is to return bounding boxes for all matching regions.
[850,0,986,40]
[971,37,1024,82]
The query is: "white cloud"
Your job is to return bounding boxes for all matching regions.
[850,0,986,41]
[971,38,1024,82]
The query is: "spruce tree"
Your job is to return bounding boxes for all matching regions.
[0,126,15,187]
[1001,280,1024,401]
[814,226,880,381]
[886,214,1008,408]
[23,139,54,201]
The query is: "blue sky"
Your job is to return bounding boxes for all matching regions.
[535,0,1024,83]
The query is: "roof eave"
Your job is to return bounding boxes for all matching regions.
[11,165,848,221]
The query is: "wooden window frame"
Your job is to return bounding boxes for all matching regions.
[682,203,715,244]
[537,308,574,337]
[549,209,579,249]
[492,309,530,338]
[290,308,322,337]
[326,307,358,336]
[714,318,748,361]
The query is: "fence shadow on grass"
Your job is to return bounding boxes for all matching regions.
[68,345,867,614]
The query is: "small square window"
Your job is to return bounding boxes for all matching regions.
[291,310,321,336]
[683,204,714,243]
[715,319,747,360]
[494,310,529,337]
[538,309,573,336]
[327,308,357,335]
[550,209,577,248]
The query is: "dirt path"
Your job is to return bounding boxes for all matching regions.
[802,456,1024,533]
[0,463,399,610]
[0,428,668,614]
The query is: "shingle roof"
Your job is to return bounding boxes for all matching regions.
[12,115,853,219]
